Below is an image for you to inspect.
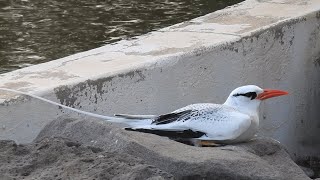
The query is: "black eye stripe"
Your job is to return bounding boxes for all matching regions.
[233,92,257,100]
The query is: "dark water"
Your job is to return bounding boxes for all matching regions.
[0,0,243,74]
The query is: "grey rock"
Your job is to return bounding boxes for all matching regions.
[0,137,173,180]
[35,116,310,180]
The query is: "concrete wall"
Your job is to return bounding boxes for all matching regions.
[0,0,319,164]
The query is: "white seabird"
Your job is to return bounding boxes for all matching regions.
[114,85,288,145]
[0,85,288,146]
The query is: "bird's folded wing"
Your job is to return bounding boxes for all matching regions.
[151,110,193,125]
[125,128,205,138]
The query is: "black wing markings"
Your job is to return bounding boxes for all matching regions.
[125,128,206,139]
[151,110,193,125]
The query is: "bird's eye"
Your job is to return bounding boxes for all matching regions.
[233,92,257,100]
[244,92,257,100]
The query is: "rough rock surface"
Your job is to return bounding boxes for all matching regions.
[0,137,173,180]
[31,116,310,180]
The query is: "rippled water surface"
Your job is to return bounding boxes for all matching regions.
[0,0,243,73]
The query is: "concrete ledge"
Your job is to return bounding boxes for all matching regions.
[0,0,320,166]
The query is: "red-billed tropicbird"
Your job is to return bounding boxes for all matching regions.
[0,85,288,145]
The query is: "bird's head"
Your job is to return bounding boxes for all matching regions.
[224,85,288,116]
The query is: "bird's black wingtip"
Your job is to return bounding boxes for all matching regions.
[124,127,135,131]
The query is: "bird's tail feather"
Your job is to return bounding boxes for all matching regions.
[107,118,153,127]
[0,87,152,126]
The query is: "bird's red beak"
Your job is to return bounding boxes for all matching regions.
[257,89,289,100]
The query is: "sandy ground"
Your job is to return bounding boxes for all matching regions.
[0,137,173,180]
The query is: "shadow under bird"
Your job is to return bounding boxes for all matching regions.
[0,85,288,146]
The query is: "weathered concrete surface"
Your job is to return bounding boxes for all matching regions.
[34,117,310,180]
[0,0,319,172]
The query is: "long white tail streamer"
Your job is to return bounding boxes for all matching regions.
[0,87,145,124]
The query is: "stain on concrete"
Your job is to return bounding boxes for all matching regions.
[289,36,294,46]
[198,12,278,34]
[125,46,190,56]
[314,57,320,67]
[28,70,78,80]
[54,85,78,108]
[217,16,302,56]
[119,70,146,83]
[273,26,285,45]
[0,95,30,106]
[316,12,320,19]
[219,41,239,53]
[54,70,146,107]
[9,70,78,81]
[186,14,305,58]
[0,82,36,103]
[246,17,304,41]
[2,81,33,89]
